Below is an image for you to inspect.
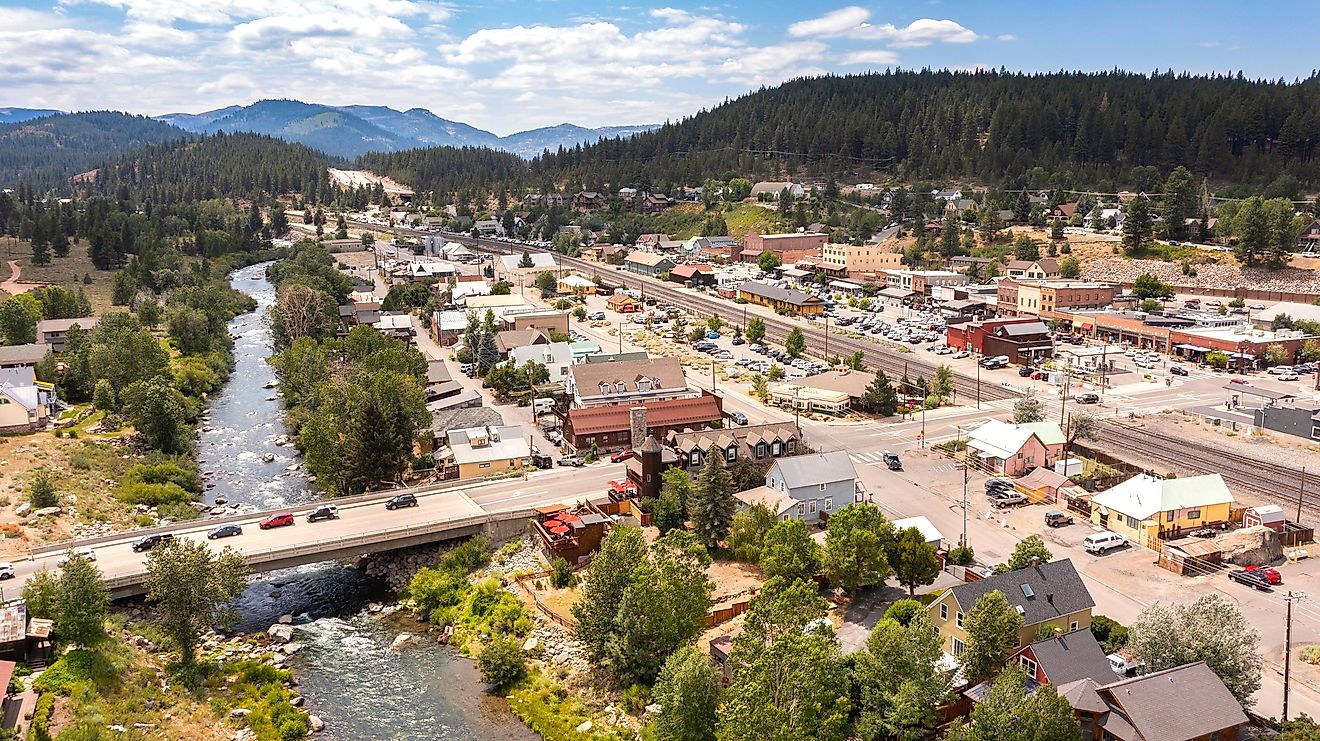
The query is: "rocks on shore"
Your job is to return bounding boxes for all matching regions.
[267,624,295,644]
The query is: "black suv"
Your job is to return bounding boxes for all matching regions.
[132,533,175,552]
[385,493,418,510]
[307,505,339,522]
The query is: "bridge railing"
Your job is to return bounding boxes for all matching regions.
[70,508,537,590]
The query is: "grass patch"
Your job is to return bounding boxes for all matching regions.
[721,203,790,241]
[506,670,631,740]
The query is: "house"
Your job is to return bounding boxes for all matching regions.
[474,219,501,236]
[733,451,859,523]
[502,308,570,336]
[928,559,1094,658]
[495,328,549,356]
[1083,208,1125,230]
[450,282,491,304]
[750,181,805,200]
[949,256,997,273]
[1007,628,1116,690]
[556,274,597,295]
[0,380,48,433]
[431,310,468,346]
[966,420,1065,476]
[1088,473,1235,545]
[372,312,414,342]
[893,515,945,550]
[567,356,691,407]
[574,191,606,209]
[736,281,825,316]
[668,264,715,287]
[635,233,667,249]
[0,344,50,372]
[393,261,458,282]
[606,293,643,313]
[511,341,575,383]
[439,425,531,479]
[497,252,557,274]
[424,360,465,403]
[642,194,672,213]
[1004,259,1061,280]
[623,250,675,277]
[563,392,723,452]
[1297,218,1320,251]
[338,302,382,328]
[35,317,99,352]
[667,423,801,475]
[1078,662,1248,741]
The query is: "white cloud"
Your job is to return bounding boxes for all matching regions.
[788,6,870,38]
[841,49,900,66]
[853,19,980,47]
[197,72,256,96]
[997,34,1018,42]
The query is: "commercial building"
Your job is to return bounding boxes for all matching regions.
[768,369,871,413]
[1089,473,1235,546]
[945,317,1053,364]
[567,356,693,408]
[668,264,715,287]
[623,251,675,277]
[821,243,903,279]
[563,393,723,452]
[736,281,825,316]
[667,423,801,476]
[556,274,597,295]
[885,269,968,295]
[998,280,1118,318]
[1005,259,1061,280]
[743,232,828,255]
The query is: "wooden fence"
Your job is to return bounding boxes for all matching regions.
[706,600,751,627]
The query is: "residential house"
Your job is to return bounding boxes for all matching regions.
[666,423,801,475]
[431,310,468,346]
[949,256,997,273]
[35,317,99,352]
[0,380,48,433]
[734,451,859,523]
[1004,259,1061,280]
[606,293,643,313]
[1077,662,1248,741]
[338,302,382,329]
[393,261,458,282]
[0,344,50,373]
[372,312,414,342]
[750,181,805,200]
[440,425,531,479]
[563,392,723,452]
[465,294,532,318]
[1297,218,1320,251]
[567,356,692,407]
[928,559,1094,658]
[966,420,1065,476]
[642,194,672,213]
[573,191,606,210]
[893,515,945,550]
[736,281,825,316]
[424,360,465,403]
[511,341,575,384]
[556,274,597,295]
[668,264,715,287]
[1083,208,1125,231]
[426,406,504,453]
[450,281,491,304]
[1048,203,1078,220]
[623,250,675,277]
[495,328,549,357]
[1089,473,1235,546]
[1007,629,1117,690]
[635,233,667,249]
[502,308,570,336]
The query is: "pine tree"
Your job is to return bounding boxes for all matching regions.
[689,446,735,549]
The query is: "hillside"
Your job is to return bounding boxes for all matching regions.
[525,69,1320,192]
[157,99,658,159]
[87,131,338,203]
[0,111,186,188]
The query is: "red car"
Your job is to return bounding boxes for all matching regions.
[259,512,295,530]
[1244,565,1282,584]
[610,450,635,463]
[1229,378,1250,385]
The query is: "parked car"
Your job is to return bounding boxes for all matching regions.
[132,533,176,552]
[1280,372,1300,381]
[558,455,585,467]
[307,505,339,522]
[208,524,243,540]
[731,337,745,346]
[1018,367,1034,377]
[952,350,971,359]
[1169,365,1189,376]
[1244,564,1283,584]
[728,411,749,425]
[1082,531,1128,554]
[530,453,554,470]
[609,450,634,463]
[988,490,1028,508]
[985,478,1013,493]
[1073,392,1101,404]
[385,493,418,510]
[259,512,295,530]
[1228,569,1274,591]
[0,562,14,581]
[882,451,902,471]
[587,311,605,320]
[50,547,95,570]
[1044,510,1074,528]
[1268,366,1294,376]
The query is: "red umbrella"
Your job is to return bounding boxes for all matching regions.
[558,514,582,524]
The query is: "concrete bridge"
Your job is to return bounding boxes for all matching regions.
[9,467,622,599]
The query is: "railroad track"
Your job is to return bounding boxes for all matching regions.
[1098,420,1320,514]
[428,231,1019,404]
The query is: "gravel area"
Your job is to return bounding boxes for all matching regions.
[1134,409,1320,469]
[1083,257,1320,293]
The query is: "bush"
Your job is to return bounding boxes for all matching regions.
[117,481,192,506]
[27,470,59,509]
[947,544,975,566]
[1090,614,1129,653]
[477,635,526,689]
[883,598,924,627]
[122,460,202,494]
[29,693,55,741]
[550,557,574,589]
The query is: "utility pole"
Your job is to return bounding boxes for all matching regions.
[960,426,969,547]
[711,359,716,393]
[1298,466,1307,525]
[976,359,981,409]
[1284,591,1307,721]
[824,313,830,358]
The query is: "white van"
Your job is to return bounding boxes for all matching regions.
[1083,531,1128,554]
[532,398,554,413]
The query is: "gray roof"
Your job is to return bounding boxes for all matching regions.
[36,316,99,334]
[430,406,504,436]
[0,343,50,365]
[1026,629,1116,686]
[1098,662,1247,740]
[948,559,1094,626]
[769,451,857,490]
[738,281,822,308]
[998,321,1050,337]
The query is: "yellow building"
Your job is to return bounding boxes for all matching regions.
[822,243,904,279]
[736,281,825,316]
[556,274,597,295]
[1089,473,1235,547]
[927,559,1094,658]
[441,425,532,479]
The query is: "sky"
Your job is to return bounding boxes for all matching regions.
[0,0,1310,135]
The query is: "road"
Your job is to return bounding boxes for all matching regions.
[4,465,625,597]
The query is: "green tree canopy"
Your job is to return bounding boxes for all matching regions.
[652,645,722,741]
[822,504,894,593]
[760,518,823,583]
[961,591,1025,682]
[1126,593,1261,706]
[144,540,249,669]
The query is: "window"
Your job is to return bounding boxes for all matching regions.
[809,500,816,513]
[478,462,491,469]
[637,379,651,392]
[772,441,782,455]
[1186,509,1201,520]
[940,603,948,620]
[756,443,767,458]
[952,637,965,656]
[598,382,610,395]
[1069,621,1079,631]
[956,612,964,629]
[825,498,832,511]
[726,446,737,462]
[651,377,663,389]
[797,503,805,516]
[615,381,626,393]
[1124,514,1138,529]
[1166,511,1175,522]
[690,451,701,466]
[1019,656,1037,677]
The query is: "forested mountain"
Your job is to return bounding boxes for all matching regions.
[0,107,62,124]
[156,99,657,159]
[0,112,186,189]
[85,131,339,204]
[515,70,1320,193]
[355,146,529,197]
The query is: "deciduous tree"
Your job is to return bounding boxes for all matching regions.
[784,327,806,358]
[572,526,647,664]
[144,540,249,669]
[944,665,1079,741]
[854,612,951,740]
[652,645,722,741]
[760,518,822,582]
[961,591,1025,682]
[1002,535,1053,572]
[726,503,775,563]
[1126,593,1261,705]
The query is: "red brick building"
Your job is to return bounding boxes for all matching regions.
[564,392,724,452]
[743,232,828,254]
[946,317,1049,359]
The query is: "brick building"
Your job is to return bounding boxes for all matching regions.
[743,232,828,255]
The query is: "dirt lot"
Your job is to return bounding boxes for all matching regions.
[3,239,119,311]
[1141,409,1320,468]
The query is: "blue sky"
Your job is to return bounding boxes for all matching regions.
[0,0,1306,134]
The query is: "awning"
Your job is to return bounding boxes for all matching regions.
[1227,352,1256,360]
[879,287,916,299]
[781,268,811,279]
[1017,345,1055,352]
[1080,323,1093,330]
[1174,343,1212,352]
[829,280,862,290]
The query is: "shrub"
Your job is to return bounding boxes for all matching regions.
[1090,614,1129,653]
[122,460,202,494]
[947,544,975,566]
[477,635,526,689]
[550,557,574,589]
[117,481,192,506]
[27,470,59,509]
[1300,645,1320,665]
[883,598,924,626]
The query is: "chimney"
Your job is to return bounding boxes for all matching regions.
[629,406,648,449]
[1053,625,1062,637]
[1031,556,1041,568]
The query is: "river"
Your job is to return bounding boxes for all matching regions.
[201,263,534,741]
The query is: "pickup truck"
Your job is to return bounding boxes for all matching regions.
[987,489,1028,508]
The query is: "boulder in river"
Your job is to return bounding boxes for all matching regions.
[308,715,325,733]
[390,633,415,651]
[267,624,294,643]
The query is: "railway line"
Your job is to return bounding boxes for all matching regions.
[421,229,1020,404]
[1097,421,1320,515]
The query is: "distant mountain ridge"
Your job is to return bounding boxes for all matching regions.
[0,111,185,188]
[154,99,658,158]
[0,107,64,125]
